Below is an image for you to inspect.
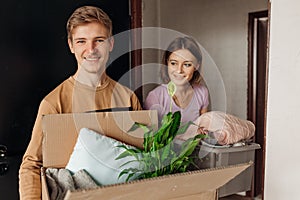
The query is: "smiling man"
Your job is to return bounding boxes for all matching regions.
[18,6,141,200]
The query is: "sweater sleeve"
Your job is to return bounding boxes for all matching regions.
[130,92,142,111]
[19,99,57,200]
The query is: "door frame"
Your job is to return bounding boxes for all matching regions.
[247,5,270,199]
[130,0,143,103]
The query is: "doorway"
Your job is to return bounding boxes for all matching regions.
[247,10,269,199]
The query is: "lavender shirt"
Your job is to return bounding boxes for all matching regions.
[144,84,209,124]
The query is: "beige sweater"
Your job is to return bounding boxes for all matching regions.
[19,76,142,200]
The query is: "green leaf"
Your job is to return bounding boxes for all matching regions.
[115,148,141,160]
[167,82,176,112]
[143,130,154,152]
[118,167,143,182]
[176,121,194,135]
[126,173,136,182]
[161,112,173,125]
[179,137,201,158]
[169,111,181,138]
[167,81,176,97]
[161,143,171,162]
[118,168,131,179]
[119,159,141,168]
[115,151,133,160]
[152,119,173,148]
[128,122,150,133]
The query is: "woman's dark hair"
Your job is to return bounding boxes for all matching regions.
[161,36,203,85]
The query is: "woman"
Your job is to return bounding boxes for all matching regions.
[144,36,209,124]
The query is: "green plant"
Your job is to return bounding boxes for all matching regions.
[116,111,207,181]
[115,81,207,181]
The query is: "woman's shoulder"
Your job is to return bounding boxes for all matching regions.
[148,84,168,94]
[193,84,209,95]
[193,84,208,90]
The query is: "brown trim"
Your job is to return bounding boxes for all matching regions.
[130,0,143,104]
[247,13,255,198]
[247,6,270,199]
[247,13,254,124]
[247,10,268,123]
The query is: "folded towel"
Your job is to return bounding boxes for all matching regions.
[45,168,98,200]
[176,111,255,145]
[73,169,98,189]
[197,111,255,145]
[46,168,75,200]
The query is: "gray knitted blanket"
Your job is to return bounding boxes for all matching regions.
[45,168,98,200]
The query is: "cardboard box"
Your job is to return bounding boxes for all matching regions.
[41,110,252,200]
[42,110,158,168]
[41,164,251,200]
[196,143,261,197]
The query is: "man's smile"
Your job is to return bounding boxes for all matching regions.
[84,56,100,61]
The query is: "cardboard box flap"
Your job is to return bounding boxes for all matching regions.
[63,162,252,200]
[42,110,158,168]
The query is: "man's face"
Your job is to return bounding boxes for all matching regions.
[68,22,114,76]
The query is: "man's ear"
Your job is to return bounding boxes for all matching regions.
[109,36,114,52]
[68,38,74,54]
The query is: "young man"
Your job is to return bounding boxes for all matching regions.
[19,6,142,199]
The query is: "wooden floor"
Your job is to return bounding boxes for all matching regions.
[219,194,262,200]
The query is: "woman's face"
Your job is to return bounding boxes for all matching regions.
[167,49,199,86]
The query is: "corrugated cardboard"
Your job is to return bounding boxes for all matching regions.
[63,163,251,200]
[42,110,158,168]
[41,111,252,200]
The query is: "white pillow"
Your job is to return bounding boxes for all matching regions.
[66,128,141,186]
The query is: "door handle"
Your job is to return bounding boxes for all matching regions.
[0,145,9,176]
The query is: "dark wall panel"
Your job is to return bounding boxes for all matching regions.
[0,1,130,199]
[0,0,130,155]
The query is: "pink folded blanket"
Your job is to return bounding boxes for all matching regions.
[176,111,255,145]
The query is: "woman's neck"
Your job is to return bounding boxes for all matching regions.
[175,84,193,95]
[173,84,194,108]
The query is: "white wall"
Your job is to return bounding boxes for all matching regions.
[142,0,267,118]
[265,0,300,199]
